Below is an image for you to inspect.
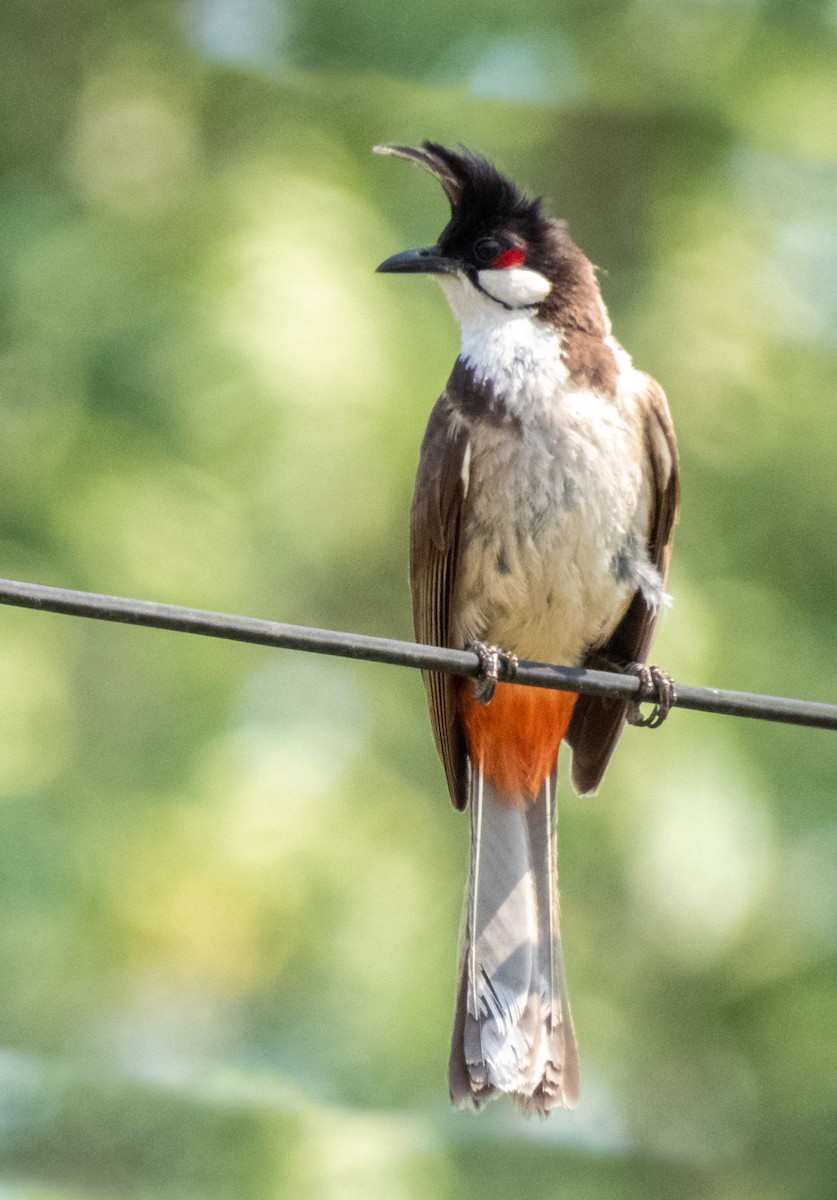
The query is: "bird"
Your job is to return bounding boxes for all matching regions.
[375,141,679,1114]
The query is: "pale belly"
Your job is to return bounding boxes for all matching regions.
[450,402,655,666]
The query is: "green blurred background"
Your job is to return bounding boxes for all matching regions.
[1,1,836,1196]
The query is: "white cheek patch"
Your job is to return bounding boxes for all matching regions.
[476,266,552,309]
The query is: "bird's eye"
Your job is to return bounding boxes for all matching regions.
[473,237,502,265]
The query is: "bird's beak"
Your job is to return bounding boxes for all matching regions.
[376,246,461,276]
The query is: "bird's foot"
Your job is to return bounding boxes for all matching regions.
[625,662,676,729]
[469,641,518,706]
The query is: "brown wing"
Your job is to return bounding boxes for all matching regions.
[410,394,470,810]
[567,376,680,796]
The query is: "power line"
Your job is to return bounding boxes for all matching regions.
[0,575,835,731]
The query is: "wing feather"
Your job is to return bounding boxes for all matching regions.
[410,395,470,809]
[567,376,680,796]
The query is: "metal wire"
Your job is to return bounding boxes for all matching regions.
[0,575,835,731]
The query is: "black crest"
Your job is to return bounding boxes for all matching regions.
[375,140,607,335]
[374,141,541,226]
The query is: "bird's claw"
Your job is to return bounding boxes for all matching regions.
[469,641,518,705]
[625,662,676,729]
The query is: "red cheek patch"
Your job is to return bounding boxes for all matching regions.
[490,248,526,270]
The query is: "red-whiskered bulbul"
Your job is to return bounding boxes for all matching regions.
[376,142,679,1114]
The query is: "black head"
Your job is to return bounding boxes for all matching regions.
[375,141,606,330]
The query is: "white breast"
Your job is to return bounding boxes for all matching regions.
[440,274,571,407]
[439,273,658,665]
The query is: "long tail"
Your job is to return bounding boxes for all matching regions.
[448,765,579,1114]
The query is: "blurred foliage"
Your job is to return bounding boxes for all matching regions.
[1,0,836,1197]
